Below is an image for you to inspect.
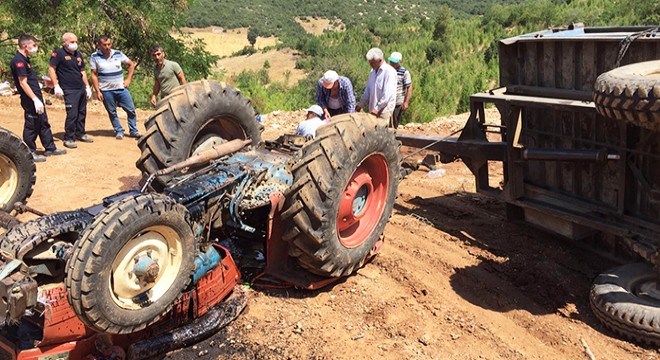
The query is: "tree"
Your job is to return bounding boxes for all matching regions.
[247,28,258,48]
[0,0,217,80]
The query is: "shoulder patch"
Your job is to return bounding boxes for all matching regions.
[51,52,57,58]
[16,62,25,68]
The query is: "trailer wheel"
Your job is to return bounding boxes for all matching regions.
[281,113,401,277]
[66,194,195,334]
[593,60,660,131]
[136,80,261,191]
[590,263,660,345]
[0,128,36,212]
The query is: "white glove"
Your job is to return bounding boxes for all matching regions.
[85,86,92,100]
[54,84,64,98]
[32,97,44,115]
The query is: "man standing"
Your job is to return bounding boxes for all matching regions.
[49,32,94,149]
[356,48,397,126]
[90,35,140,140]
[10,34,66,162]
[150,45,186,107]
[388,51,412,129]
[316,70,355,120]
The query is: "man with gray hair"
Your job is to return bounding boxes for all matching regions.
[49,32,93,149]
[356,47,397,126]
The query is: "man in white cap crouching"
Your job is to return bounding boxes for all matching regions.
[296,105,326,139]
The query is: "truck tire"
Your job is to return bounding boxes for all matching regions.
[66,194,196,334]
[281,113,401,277]
[136,80,261,190]
[593,60,660,131]
[0,128,36,212]
[590,263,660,345]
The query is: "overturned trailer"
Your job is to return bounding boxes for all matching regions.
[398,25,660,344]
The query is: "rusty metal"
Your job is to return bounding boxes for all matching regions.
[13,202,46,217]
[126,286,248,360]
[0,211,19,229]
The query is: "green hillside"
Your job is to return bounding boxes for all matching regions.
[186,0,525,37]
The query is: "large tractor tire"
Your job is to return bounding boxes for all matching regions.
[136,80,261,191]
[590,263,660,345]
[281,113,401,277]
[65,194,196,334]
[593,60,660,131]
[0,128,36,212]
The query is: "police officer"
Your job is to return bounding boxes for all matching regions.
[10,34,66,162]
[48,32,93,149]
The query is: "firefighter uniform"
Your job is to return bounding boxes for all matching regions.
[50,47,88,142]
[9,52,57,152]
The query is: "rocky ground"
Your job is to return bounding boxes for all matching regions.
[0,93,657,360]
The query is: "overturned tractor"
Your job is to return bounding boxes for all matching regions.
[0,80,400,359]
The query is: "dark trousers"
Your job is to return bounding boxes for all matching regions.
[392,105,404,129]
[328,108,344,117]
[20,95,56,152]
[63,88,87,141]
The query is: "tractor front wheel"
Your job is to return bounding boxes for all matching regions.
[65,194,195,334]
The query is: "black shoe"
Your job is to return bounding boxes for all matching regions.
[128,132,142,138]
[32,152,46,163]
[44,148,67,156]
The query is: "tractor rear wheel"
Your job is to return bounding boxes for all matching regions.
[281,113,401,277]
[593,60,660,131]
[0,128,36,212]
[65,194,196,334]
[136,80,261,190]
[590,263,660,346]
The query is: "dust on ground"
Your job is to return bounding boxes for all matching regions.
[0,94,656,360]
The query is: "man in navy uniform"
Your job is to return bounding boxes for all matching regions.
[10,34,66,162]
[48,32,94,149]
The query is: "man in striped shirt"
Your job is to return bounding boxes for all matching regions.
[388,52,412,129]
[90,35,140,140]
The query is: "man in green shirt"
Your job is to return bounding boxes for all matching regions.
[150,45,187,106]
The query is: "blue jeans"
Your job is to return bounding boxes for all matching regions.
[101,88,138,135]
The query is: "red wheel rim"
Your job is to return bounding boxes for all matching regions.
[337,154,390,248]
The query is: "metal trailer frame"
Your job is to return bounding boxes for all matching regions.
[397,25,660,266]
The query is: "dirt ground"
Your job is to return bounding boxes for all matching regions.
[0,94,658,360]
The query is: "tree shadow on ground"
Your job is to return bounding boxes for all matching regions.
[395,191,621,326]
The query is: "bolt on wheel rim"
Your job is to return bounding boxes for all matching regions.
[337,154,389,248]
[0,154,18,208]
[110,225,183,310]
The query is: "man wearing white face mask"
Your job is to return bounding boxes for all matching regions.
[48,32,94,149]
[10,34,66,162]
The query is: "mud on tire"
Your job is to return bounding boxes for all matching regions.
[590,263,660,346]
[593,60,660,131]
[136,80,261,190]
[0,128,36,212]
[65,194,196,334]
[281,113,401,277]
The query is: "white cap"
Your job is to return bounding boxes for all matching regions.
[388,52,402,63]
[306,104,324,117]
[321,70,339,88]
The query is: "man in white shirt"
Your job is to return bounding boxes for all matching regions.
[356,47,397,126]
[296,105,326,139]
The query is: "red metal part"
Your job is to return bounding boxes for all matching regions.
[337,154,390,248]
[0,244,241,360]
[252,192,338,290]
